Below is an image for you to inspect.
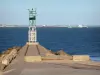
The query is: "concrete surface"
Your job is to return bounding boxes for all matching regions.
[24,56,41,62]
[2,44,100,75]
[73,55,90,61]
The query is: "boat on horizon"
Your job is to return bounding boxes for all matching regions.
[78,25,88,28]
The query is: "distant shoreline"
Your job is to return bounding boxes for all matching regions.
[0,26,100,28]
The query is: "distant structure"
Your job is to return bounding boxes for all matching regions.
[78,25,83,28]
[28,8,37,44]
[42,25,46,27]
[78,25,88,28]
[68,25,72,28]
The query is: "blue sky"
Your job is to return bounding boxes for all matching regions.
[0,0,100,26]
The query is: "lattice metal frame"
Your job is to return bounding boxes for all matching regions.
[28,8,37,43]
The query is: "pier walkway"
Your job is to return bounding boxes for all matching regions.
[2,44,100,75]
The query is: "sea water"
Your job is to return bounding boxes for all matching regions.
[0,27,100,61]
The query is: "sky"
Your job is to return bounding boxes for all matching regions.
[0,0,100,26]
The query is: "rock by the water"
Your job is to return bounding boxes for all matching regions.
[55,50,73,60]
[46,50,55,56]
[55,50,70,56]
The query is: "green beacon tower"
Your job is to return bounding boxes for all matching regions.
[28,8,37,45]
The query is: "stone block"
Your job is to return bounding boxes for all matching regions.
[45,53,55,56]
[42,55,60,60]
[73,55,90,61]
[42,55,73,60]
[60,55,73,60]
[24,56,41,62]
[26,42,39,45]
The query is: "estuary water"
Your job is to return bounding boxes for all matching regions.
[0,27,100,61]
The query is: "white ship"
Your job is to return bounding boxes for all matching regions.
[78,25,88,28]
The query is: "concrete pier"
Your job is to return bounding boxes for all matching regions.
[25,45,39,56]
[1,43,100,75]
